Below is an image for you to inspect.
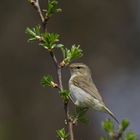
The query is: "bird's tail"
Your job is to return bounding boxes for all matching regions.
[103,106,119,124]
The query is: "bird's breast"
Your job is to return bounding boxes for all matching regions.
[69,79,104,111]
[69,82,94,107]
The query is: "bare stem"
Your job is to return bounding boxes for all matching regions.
[49,51,62,89]
[113,132,123,140]
[68,122,74,140]
[29,0,48,32]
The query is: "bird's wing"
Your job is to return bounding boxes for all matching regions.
[72,75,103,102]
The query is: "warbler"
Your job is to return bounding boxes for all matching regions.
[69,63,119,124]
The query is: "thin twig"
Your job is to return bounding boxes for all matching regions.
[29,0,48,31]
[113,132,123,140]
[49,50,62,89]
[30,0,44,22]
[50,51,75,140]
[68,122,74,140]
[29,1,75,139]
[65,102,75,140]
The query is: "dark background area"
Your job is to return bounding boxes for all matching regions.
[0,0,140,139]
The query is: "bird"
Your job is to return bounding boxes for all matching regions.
[69,63,119,124]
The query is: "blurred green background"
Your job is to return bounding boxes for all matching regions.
[0,0,140,139]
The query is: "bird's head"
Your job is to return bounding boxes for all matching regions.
[69,63,91,76]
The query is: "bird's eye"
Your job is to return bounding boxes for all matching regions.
[76,66,81,69]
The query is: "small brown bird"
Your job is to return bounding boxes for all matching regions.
[69,63,119,124]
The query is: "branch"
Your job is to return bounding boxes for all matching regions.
[49,50,63,90]
[68,121,74,140]
[28,1,75,139]
[113,132,123,140]
[29,0,48,31]
[50,50,75,140]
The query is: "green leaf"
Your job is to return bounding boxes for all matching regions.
[78,115,89,124]
[55,44,64,48]
[76,107,88,117]
[119,119,129,133]
[63,45,83,65]
[102,119,114,133]
[75,107,89,124]
[25,25,42,42]
[26,26,61,50]
[60,47,66,59]
[40,75,55,88]
[47,0,62,17]
[125,132,137,140]
[41,33,60,49]
[59,90,70,103]
[56,128,69,140]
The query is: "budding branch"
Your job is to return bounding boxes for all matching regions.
[28,0,75,139]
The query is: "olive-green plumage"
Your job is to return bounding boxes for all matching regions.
[69,63,119,124]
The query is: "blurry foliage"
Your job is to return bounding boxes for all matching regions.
[101,119,137,140]
[46,0,62,18]
[56,128,69,140]
[40,75,58,88]
[74,107,89,124]
[59,90,70,104]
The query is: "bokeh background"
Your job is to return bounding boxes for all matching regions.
[0,0,140,139]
